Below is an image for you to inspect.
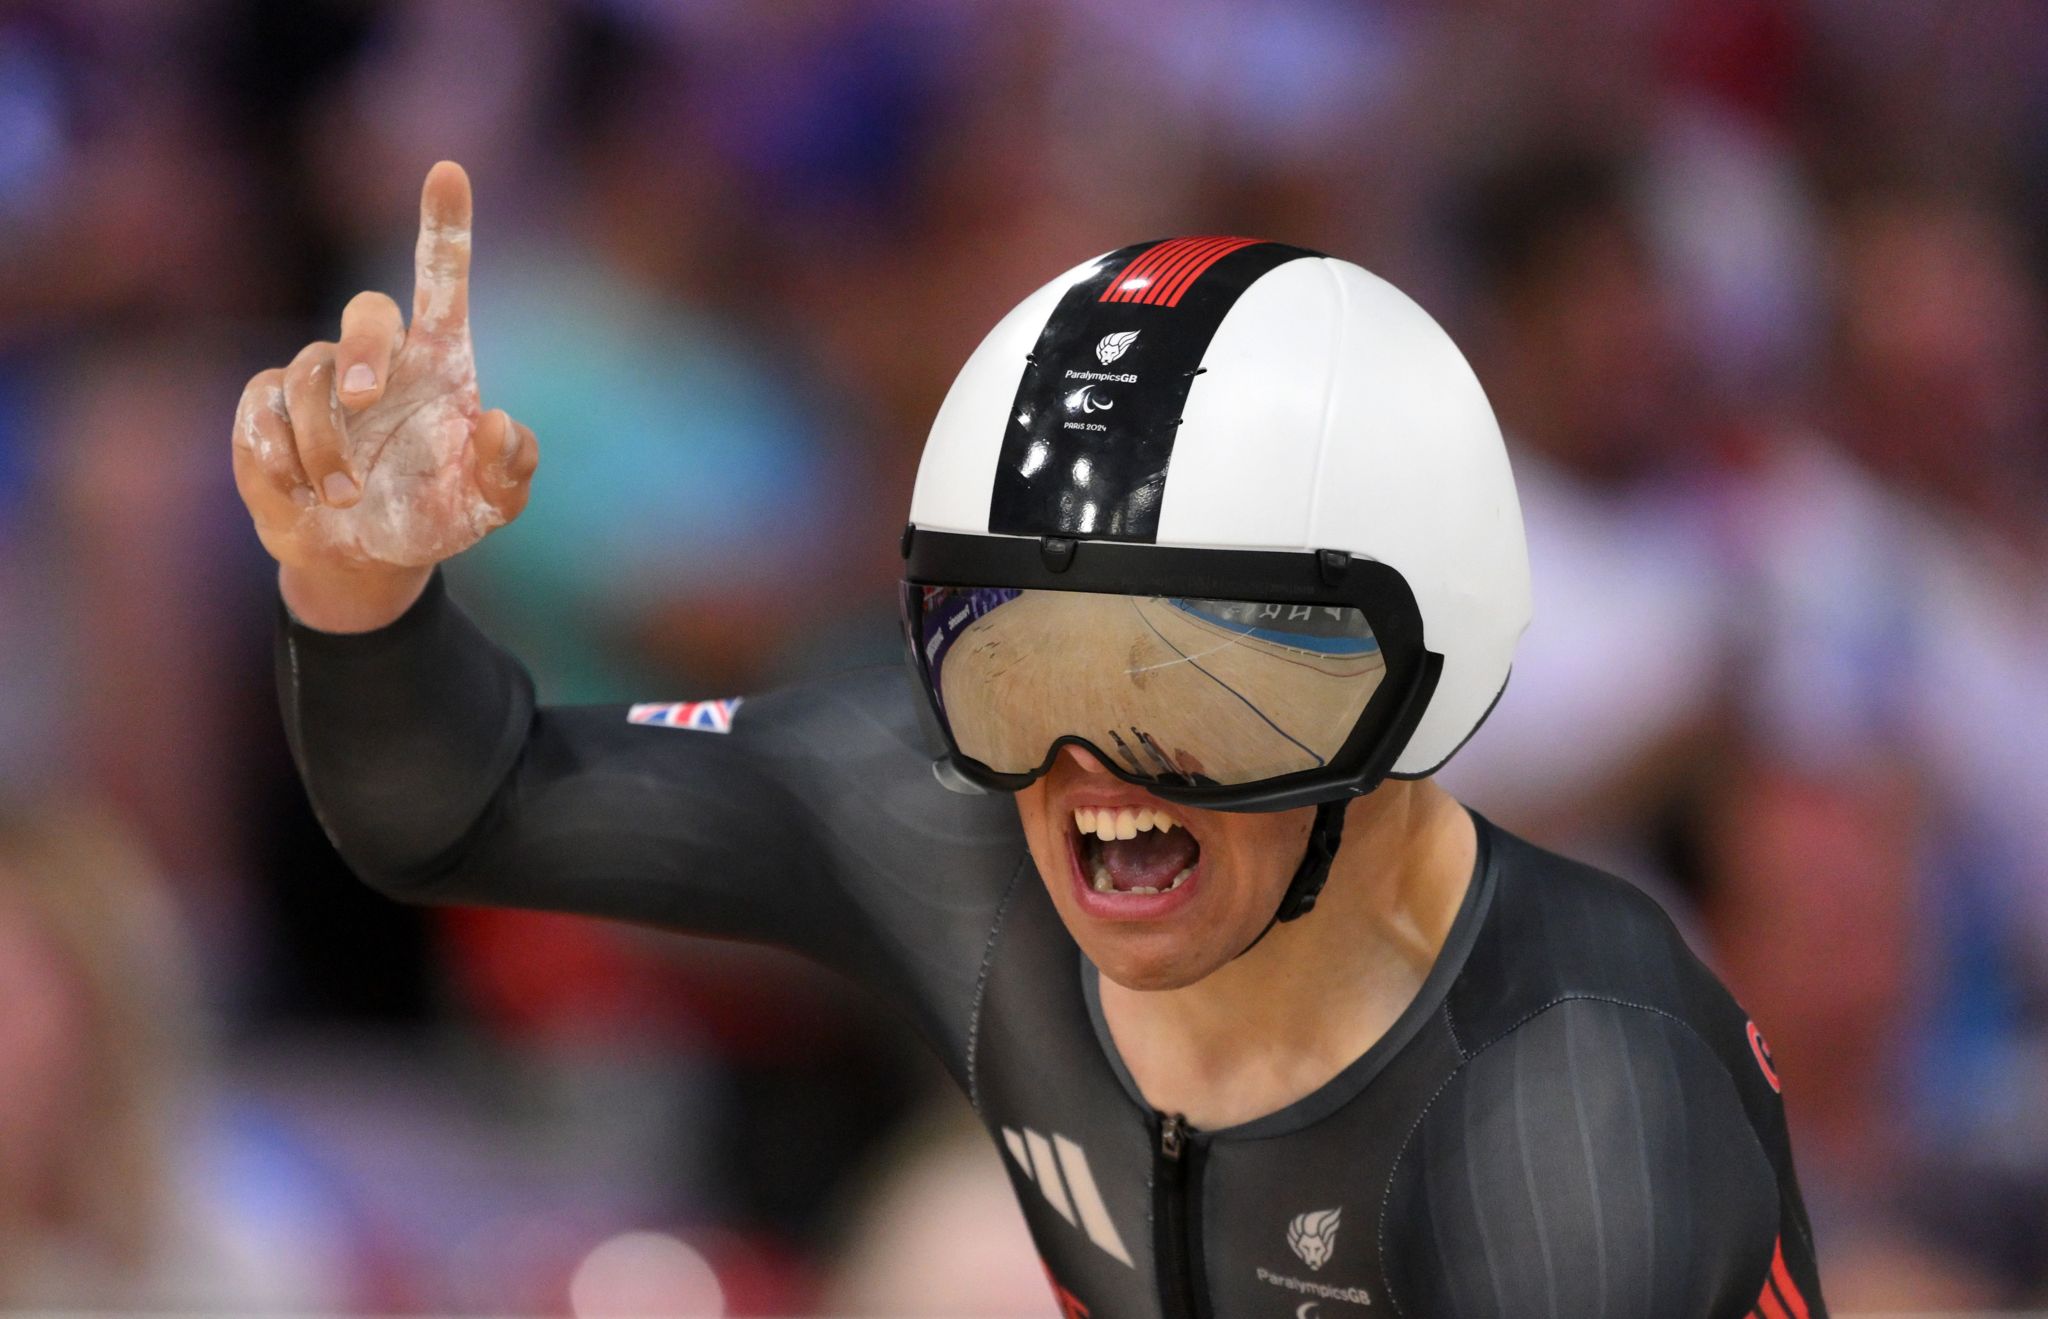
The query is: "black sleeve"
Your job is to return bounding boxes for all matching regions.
[275,572,1030,1068]
[1382,998,1801,1319]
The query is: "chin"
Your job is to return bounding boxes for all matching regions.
[1065,917,1236,992]
[1093,955,1211,993]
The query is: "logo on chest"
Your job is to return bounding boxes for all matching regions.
[1000,1125,1135,1269]
[1287,1207,1343,1270]
[1258,1204,1373,1308]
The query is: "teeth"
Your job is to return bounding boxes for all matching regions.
[1073,806,1183,838]
[1085,864,1198,899]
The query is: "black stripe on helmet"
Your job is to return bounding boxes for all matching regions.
[988,238,1322,542]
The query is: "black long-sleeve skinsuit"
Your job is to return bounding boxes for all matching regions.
[279,573,1826,1319]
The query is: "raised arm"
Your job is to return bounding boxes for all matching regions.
[236,164,1026,996]
[275,570,938,971]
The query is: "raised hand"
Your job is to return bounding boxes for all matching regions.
[232,162,537,629]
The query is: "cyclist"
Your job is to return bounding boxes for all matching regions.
[238,163,1825,1318]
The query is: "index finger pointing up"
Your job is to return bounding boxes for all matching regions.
[412,160,473,335]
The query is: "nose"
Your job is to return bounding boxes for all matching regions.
[1062,744,1111,775]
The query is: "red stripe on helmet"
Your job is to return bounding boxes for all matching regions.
[1156,236,1259,305]
[1099,236,1263,305]
[1100,239,1183,303]
[1137,237,1226,302]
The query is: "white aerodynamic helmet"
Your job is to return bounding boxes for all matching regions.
[900,238,1529,923]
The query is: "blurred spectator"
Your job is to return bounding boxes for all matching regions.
[0,4,263,345]
[1726,184,2048,1304]
[1434,147,1734,878]
[1674,756,2004,1312]
[1738,189,2048,930]
[0,360,56,793]
[42,337,263,951]
[823,1095,1047,1317]
[454,244,857,699]
[1828,190,2047,550]
[0,799,354,1310]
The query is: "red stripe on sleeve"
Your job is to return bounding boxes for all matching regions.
[1771,1238,1811,1319]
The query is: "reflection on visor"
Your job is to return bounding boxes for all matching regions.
[915,587,1385,786]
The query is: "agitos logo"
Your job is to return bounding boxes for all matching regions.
[1066,385,1115,414]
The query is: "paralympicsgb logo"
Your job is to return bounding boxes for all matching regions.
[1095,330,1139,365]
[1286,1207,1342,1270]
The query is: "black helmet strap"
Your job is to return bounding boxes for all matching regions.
[1234,798,1347,959]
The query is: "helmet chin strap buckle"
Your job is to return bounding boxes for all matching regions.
[1276,798,1347,922]
[1234,798,1348,958]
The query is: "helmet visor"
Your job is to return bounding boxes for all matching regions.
[906,584,1385,787]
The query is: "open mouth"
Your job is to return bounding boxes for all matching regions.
[1070,806,1202,896]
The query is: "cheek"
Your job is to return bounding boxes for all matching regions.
[1206,812,1312,918]
[1014,788,1065,876]
[1014,785,1047,846]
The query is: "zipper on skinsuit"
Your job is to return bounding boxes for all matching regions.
[1154,1111,1204,1319]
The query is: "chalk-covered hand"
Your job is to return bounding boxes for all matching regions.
[232,161,537,631]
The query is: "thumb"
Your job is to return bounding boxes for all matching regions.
[472,409,539,522]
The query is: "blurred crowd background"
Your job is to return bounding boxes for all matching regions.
[1,0,2045,1314]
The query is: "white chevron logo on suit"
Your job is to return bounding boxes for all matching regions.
[1001,1126,1135,1268]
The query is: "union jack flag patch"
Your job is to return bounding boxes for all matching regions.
[627,698,743,733]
